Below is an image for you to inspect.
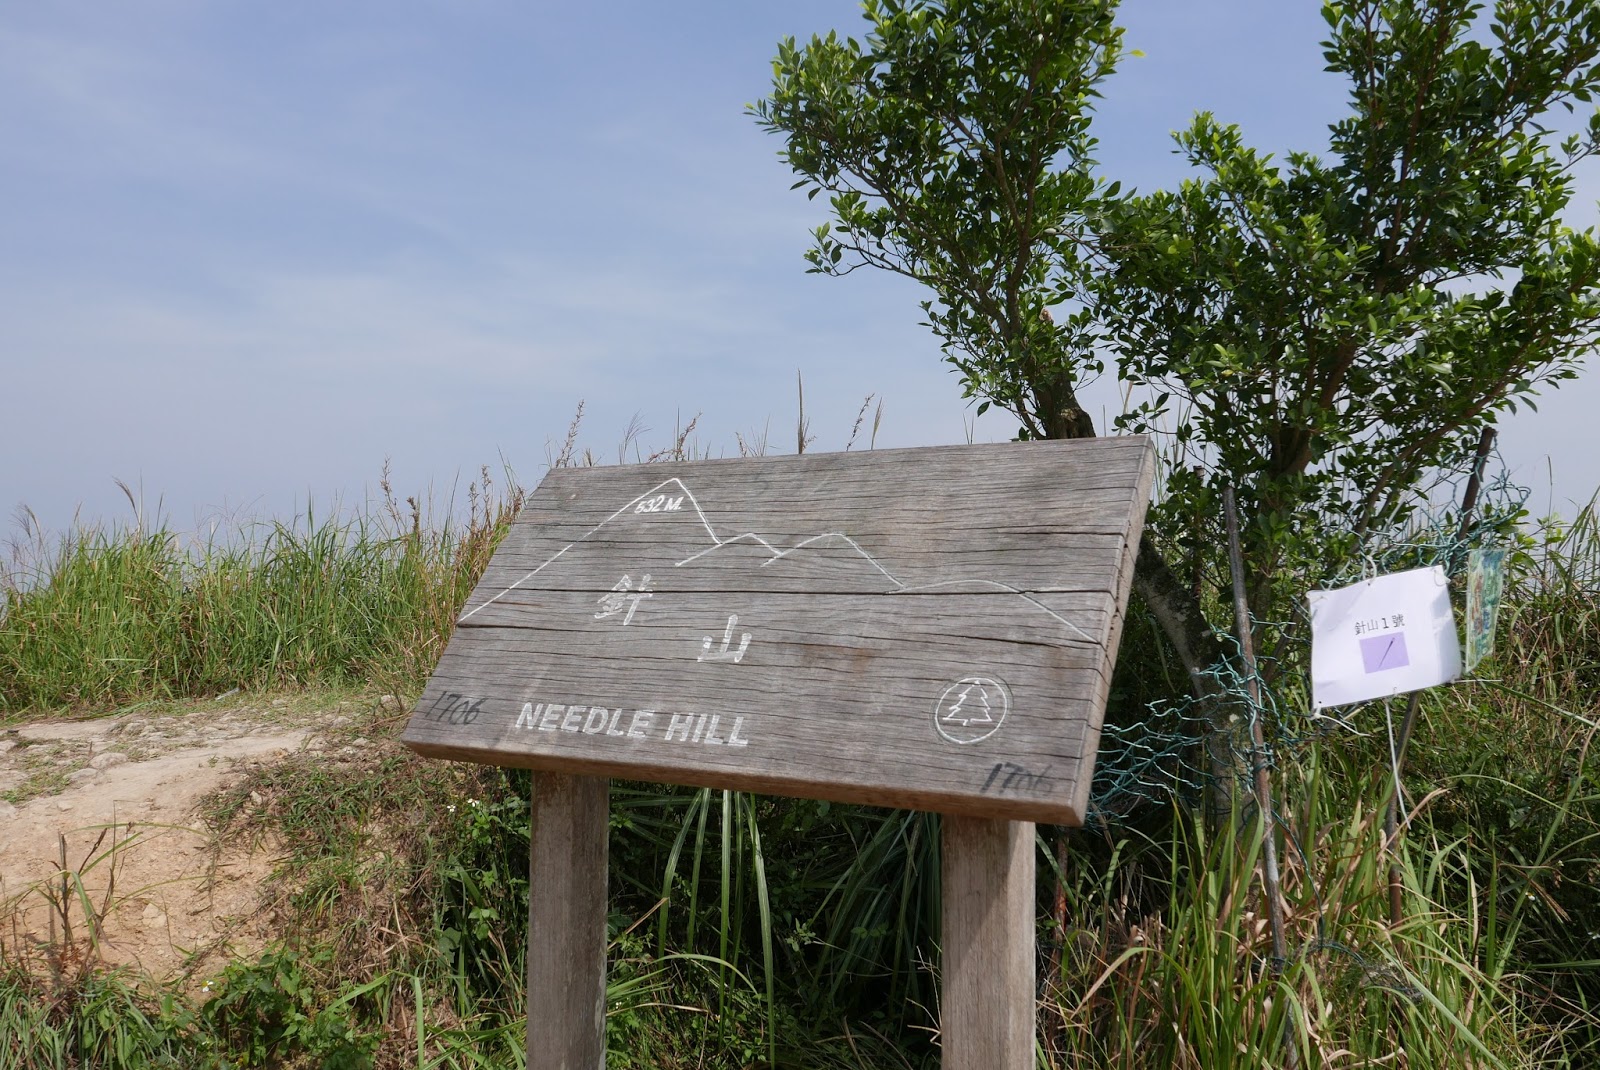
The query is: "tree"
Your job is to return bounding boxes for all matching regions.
[751,0,1224,689]
[1101,0,1600,621]
[754,0,1600,682]
[750,0,1122,443]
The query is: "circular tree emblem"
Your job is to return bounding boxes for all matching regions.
[933,677,1010,745]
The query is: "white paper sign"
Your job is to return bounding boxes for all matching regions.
[1308,566,1462,709]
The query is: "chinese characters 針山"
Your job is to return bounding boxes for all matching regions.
[595,574,653,625]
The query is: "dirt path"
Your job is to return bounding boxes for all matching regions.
[0,692,379,987]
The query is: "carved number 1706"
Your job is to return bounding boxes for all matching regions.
[424,692,484,725]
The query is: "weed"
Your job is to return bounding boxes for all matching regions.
[0,467,523,715]
[4,449,1600,1067]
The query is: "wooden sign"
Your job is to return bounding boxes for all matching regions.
[404,438,1153,825]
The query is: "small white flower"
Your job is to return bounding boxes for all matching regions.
[447,804,457,814]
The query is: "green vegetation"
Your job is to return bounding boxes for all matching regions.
[3,442,1599,1066]
[753,0,1600,691]
[0,469,519,717]
[5,0,1600,1062]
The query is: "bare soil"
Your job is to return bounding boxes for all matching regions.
[0,691,381,990]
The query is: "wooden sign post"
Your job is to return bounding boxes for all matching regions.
[404,438,1153,1069]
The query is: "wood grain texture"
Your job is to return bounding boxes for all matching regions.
[526,773,608,1070]
[942,816,1035,1070]
[404,439,1154,825]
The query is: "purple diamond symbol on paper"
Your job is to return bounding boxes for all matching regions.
[1359,632,1410,674]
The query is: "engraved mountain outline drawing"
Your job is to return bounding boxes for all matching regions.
[460,478,1097,645]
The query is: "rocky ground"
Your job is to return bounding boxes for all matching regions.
[0,690,390,989]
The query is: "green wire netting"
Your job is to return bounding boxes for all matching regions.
[1086,449,1532,829]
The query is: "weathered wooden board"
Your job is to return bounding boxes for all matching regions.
[525,773,608,1069]
[403,438,1153,824]
[943,816,1035,1068]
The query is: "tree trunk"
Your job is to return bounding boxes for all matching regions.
[1130,541,1234,819]
[1037,393,1234,815]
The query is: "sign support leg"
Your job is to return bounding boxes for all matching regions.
[526,772,609,1070]
[942,815,1035,1070]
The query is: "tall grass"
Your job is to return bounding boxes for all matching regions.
[0,468,521,715]
[1040,757,1552,1068]
[1030,498,1600,1069]
[2,447,1598,1066]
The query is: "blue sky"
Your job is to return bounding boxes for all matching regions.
[4,1,1597,539]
